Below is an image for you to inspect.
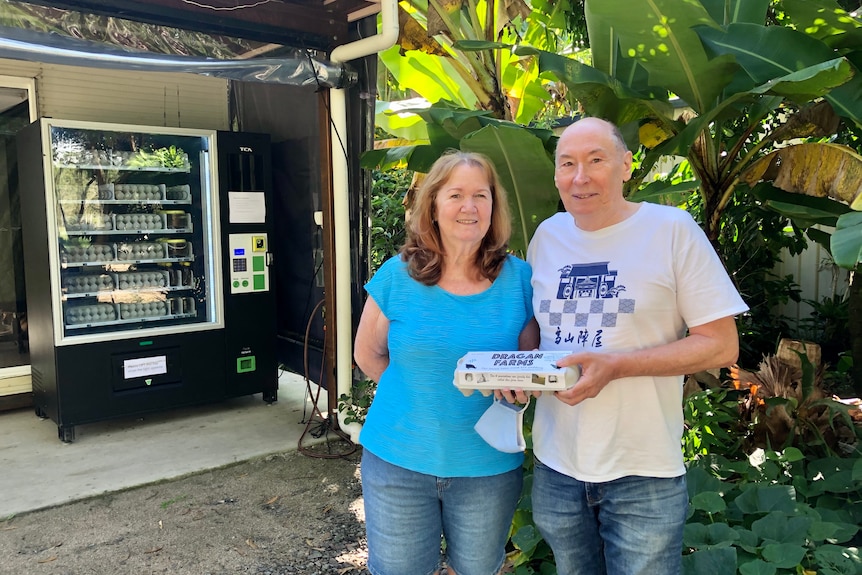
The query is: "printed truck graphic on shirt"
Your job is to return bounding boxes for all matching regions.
[556,262,625,299]
[537,261,635,349]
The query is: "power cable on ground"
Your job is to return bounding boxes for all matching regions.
[296,298,356,458]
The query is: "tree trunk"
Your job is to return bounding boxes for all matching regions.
[848,268,862,395]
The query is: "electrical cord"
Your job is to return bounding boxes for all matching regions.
[297,297,356,458]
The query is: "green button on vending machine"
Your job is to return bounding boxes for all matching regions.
[237,355,256,373]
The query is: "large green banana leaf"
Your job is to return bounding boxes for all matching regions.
[696,23,862,124]
[361,143,442,173]
[366,103,501,170]
[515,46,675,129]
[782,0,862,51]
[750,184,852,228]
[653,58,852,158]
[375,100,430,141]
[584,0,738,114]
[832,212,862,268]
[700,0,769,26]
[378,44,477,109]
[584,1,665,102]
[459,124,557,254]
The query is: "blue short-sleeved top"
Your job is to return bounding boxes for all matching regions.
[358,254,533,477]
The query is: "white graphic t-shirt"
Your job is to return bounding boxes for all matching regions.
[527,203,749,482]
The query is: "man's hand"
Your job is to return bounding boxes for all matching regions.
[553,351,620,406]
[549,316,740,406]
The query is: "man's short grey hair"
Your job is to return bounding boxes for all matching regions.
[555,117,629,159]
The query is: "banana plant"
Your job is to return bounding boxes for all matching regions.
[369,0,862,252]
[525,0,862,390]
[369,0,582,255]
[374,0,584,139]
[542,0,862,235]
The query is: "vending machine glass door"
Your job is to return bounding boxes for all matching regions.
[44,121,222,345]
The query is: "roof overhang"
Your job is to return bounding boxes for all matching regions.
[20,0,382,53]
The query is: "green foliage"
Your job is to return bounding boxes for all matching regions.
[684,448,862,575]
[822,351,856,398]
[368,168,409,275]
[376,0,591,132]
[683,383,862,575]
[337,378,376,426]
[369,0,862,265]
[683,388,748,461]
[797,294,850,369]
[832,213,862,269]
[128,145,188,169]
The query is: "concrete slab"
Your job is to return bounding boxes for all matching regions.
[0,370,338,518]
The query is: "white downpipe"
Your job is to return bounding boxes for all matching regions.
[330,0,399,442]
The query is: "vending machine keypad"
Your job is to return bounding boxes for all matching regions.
[228,234,269,294]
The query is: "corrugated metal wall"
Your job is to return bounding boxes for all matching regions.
[0,59,229,129]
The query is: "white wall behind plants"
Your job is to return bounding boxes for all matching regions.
[773,229,851,326]
[0,58,229,129]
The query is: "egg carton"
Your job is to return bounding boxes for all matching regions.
[113,183,166,201]
[114,213,165,231]
[119,300,169,320]
[116,270,172,290]
[64,302,118,325]
[89,149,121,167]
[64,213,114,231]
[454,351,580,397]
[63,273,115,294]
[96,184,115,200]
[60,244,116,264]
[115,241,168,261]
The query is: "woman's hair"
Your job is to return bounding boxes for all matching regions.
[401,151,512,286]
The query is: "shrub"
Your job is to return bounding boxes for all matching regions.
[368,168,410,275]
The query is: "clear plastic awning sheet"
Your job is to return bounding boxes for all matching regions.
[0,0,355,88]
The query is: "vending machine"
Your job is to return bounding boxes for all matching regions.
[17,118,276,441]
[215,130,277,400]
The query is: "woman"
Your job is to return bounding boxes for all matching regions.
[354,151,535,575]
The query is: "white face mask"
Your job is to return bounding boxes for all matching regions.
[473,397,529,453]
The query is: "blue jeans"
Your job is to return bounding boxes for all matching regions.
[361,449,522,575]
[531,459,687,575]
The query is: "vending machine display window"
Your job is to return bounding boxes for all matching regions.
[38,122,222,345]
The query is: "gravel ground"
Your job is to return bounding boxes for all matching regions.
[0,444,369,575]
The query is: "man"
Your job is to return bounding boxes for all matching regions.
[519,117,748,575]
